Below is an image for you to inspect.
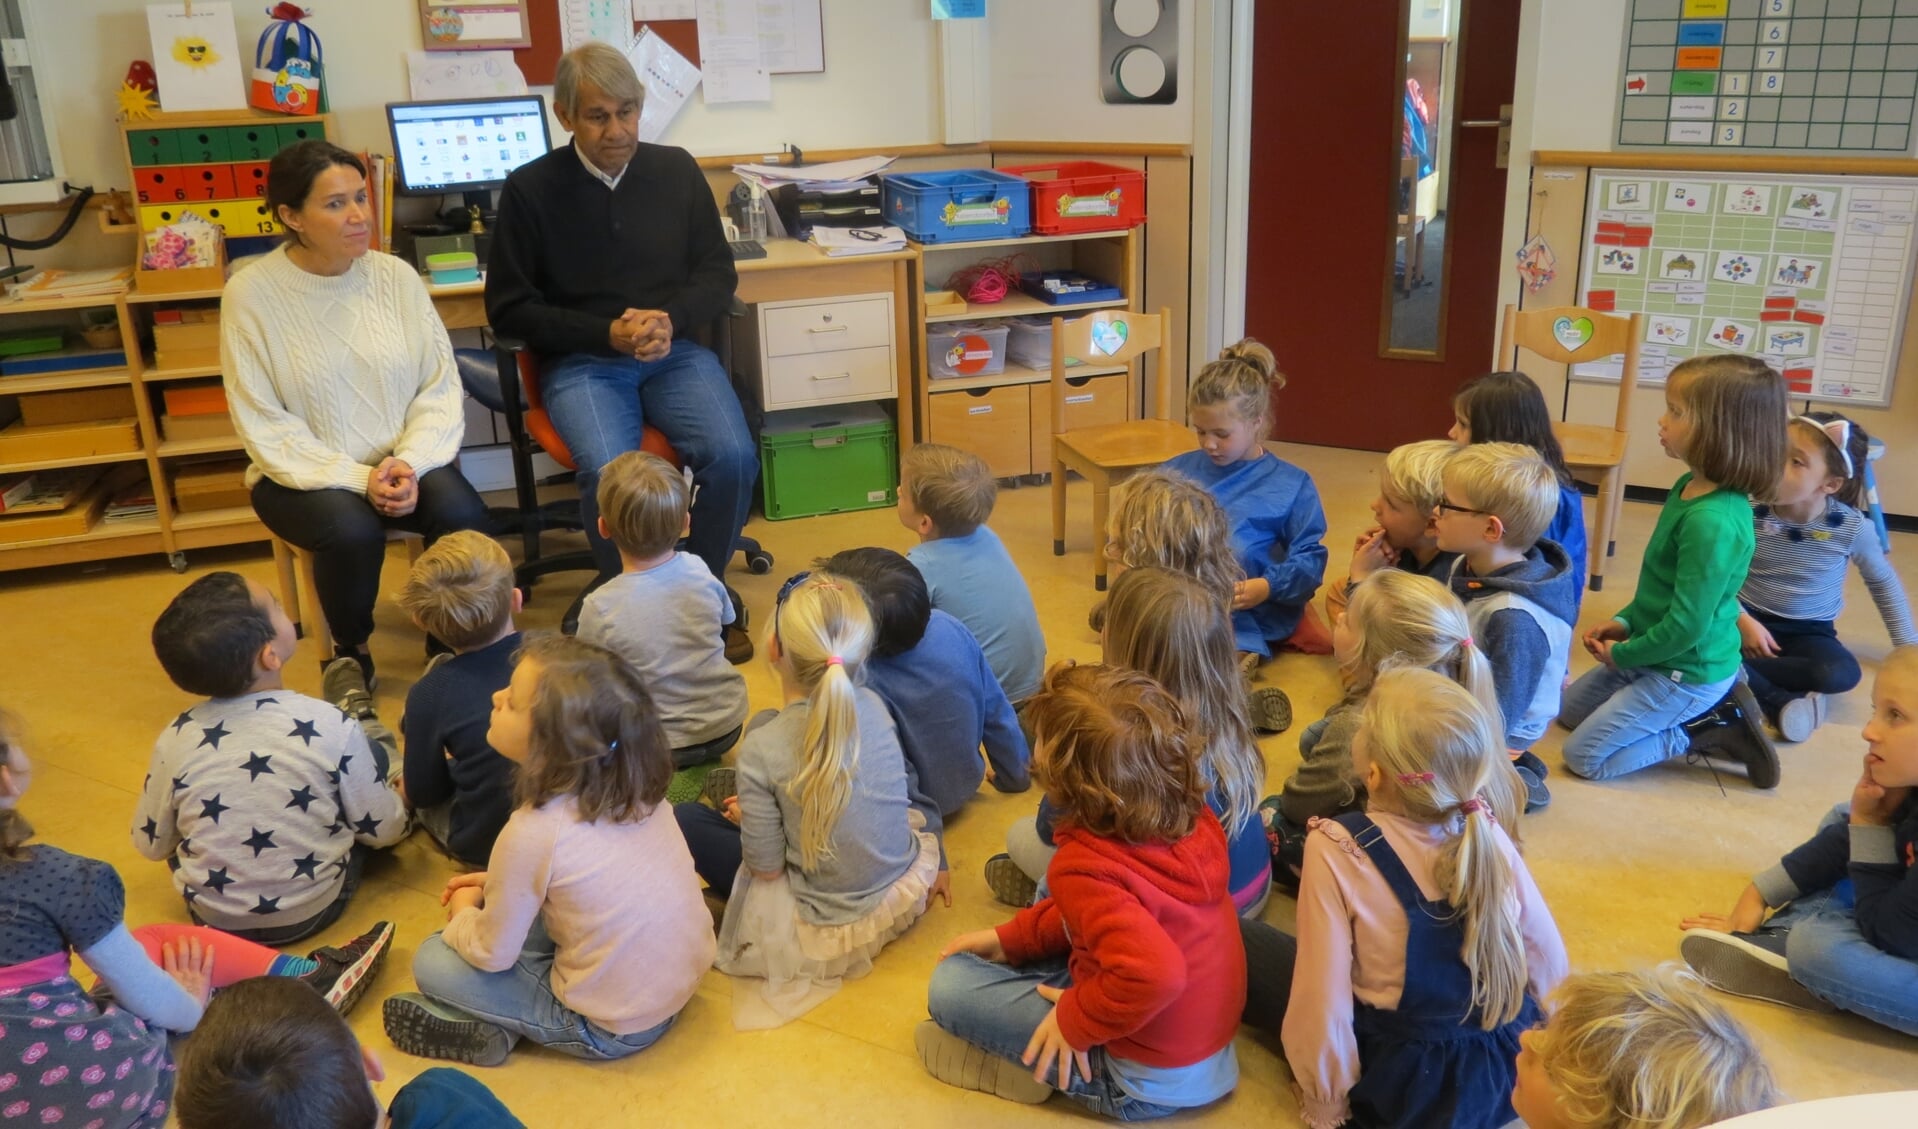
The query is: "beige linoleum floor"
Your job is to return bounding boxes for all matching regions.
[1,441,1915,1126]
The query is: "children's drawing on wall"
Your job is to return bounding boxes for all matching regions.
[1595,246,1642,275]
[1764,325,1813,356]
[1714,251,1763,285]
[1706,317,1755,351]
[1609,181,1652,210]
[1663,182,1710,212]
[1723,183,1771,216]
[1785,186,1838,220]
[1514,234,1557,292]
[1647,314,1693,347]
[1657,248,1704,280]
[1772,256,1823,288]
[146,1,246,113]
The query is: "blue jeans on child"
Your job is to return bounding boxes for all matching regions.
[1557,665,1732,780]
[542,341,757,579]
[927,953,1231,1120]
[1770,805,1918,1037]
[412,916,675,1060]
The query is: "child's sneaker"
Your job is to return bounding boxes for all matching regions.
[1512,751,1552,813]
[1248,687,1293,735]
[1257,796,1300,896]
[384,993,515,1067]
[322,646,376,694]
[1775,692,1827,744]
[1237,651,1261,680]
[983,853,1039,908]
[700,766,737,810]
[299,921,395,1015]
[915,1020,1052,1104]
[1684,683,1781,789]
[1087,598,1107,634]
[323,655,377,721]
[1679,927,1836,1014]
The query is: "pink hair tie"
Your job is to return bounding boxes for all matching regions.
[1460,636,1474,649]
[1459,797,1489,817]
[1396,772,1435,786]
[825,656,844,667]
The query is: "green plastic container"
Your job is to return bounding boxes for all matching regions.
[0,328,64,357]
[759,403,897,521]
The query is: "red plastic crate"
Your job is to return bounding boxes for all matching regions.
[1000,161,1147,234]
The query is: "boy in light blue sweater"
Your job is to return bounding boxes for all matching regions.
[899,444,1046,703]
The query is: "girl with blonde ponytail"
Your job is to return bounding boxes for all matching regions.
[685,572,940,1029]
[1280,668,1567,1129]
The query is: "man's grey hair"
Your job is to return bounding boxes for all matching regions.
[554,41,645,119]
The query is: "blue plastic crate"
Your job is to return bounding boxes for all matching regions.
[881,169,1033,244]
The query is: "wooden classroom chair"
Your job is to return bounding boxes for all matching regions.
[272,530,425,658]
[1048,307,1184,590]
[1497,303,1645,592]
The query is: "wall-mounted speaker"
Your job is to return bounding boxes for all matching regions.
[1099,0,1178,105]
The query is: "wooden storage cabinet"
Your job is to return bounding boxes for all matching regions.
[745,292,898,412]
[929,384,1033,478]
[1028,372,1128,467]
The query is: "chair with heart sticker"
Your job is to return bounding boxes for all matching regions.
[1047,306,1182,590]
[1498,304,1645,592]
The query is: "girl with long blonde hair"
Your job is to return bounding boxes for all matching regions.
[681,572,940,1028]
[1280,667,1567,1129]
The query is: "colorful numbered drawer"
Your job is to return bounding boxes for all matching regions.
[127,122,325,168]
[139,200,277,239]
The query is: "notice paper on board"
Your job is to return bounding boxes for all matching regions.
[696,0,772,103]
[626,27,701,142]
[404,50,530,101]
[559,0,634,53]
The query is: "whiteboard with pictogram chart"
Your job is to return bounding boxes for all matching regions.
[1576,169,1917,406]
[1618,0,1918,153]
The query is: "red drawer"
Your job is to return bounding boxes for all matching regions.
[180,164,237,201]
[234,162,269,198]
[133,168,190,205]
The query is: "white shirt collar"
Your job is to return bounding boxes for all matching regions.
[574,141,625,190]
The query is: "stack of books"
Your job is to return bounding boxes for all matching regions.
[5,267,132,302]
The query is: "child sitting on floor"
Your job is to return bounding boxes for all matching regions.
[921,663,1243,1120]
[900,443,1046,704]
[1559,355,1788,788]
[1736,411,1915,742]
[577,451,748,768]
[138,572,408,943]
[1511,968,1776,1129]
[822,547,1030,895]
[1326,438,1459,624]
[396,531,523,867]
[676,573,940,1028]
[1679,645,1918,1037]
[178,977,523,1128]
[1281,667,1567,1129]
[1163,338,1328,671]
[384,635,714,1065]
[1435,441,1579,812]
[1259,570,1506,888]
[1450,370,1589,606]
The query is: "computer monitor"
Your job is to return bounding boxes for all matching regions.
[385,95,552,212]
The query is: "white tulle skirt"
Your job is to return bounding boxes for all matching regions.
[714,818,940,1030]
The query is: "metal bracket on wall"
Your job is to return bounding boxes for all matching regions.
[1100,0,1179,105]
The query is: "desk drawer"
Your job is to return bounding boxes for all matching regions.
[764,345,895,410]
[761,295,892,358]
[1030,372,1129,465]
[929,385,1032,478]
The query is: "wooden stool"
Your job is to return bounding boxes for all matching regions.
[271,531,425,657]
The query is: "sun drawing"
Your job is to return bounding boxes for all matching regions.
[172,36,219,69]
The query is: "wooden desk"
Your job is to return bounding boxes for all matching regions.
[426,238,919,442]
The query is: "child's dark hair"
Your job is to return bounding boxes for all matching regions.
[1792,410,1869,509]
[0,707,34,862]
[1453,370,1575,488]
[1667,355,1789,496]
[514,634,672,821]
[152,572,277,698]
[173,976,380,1129]
[817,547,930,658]
[1024,662,1205,844]
[267,140,366,247]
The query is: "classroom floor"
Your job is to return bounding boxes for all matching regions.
[3,441,1916,1126]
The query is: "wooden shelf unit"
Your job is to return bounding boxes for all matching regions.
[909,228,1142,478]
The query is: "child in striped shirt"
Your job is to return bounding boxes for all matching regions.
[1737,412,1915,742]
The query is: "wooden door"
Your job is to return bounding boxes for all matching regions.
[1246,0,1522,450]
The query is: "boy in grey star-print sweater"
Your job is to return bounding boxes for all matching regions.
[135,572,406,943]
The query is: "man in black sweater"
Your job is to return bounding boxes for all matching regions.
[486,42,754,660]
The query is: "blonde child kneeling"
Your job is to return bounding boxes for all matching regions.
[383,635,714,1065]
[676,573,939,1028]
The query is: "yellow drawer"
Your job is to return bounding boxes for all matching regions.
[761,295,892,358]
[763,345,896,410]
[1030,372,1130,467]
[928,384,1031,479]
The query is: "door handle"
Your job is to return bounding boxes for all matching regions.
[1460,104,1513,169]
[1460,119,1508,128]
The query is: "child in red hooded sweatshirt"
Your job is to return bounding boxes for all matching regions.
[917,662,1245,1118]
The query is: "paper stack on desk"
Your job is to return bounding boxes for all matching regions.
[809,225,906,257]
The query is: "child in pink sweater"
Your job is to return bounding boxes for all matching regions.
[382,635,715,1066]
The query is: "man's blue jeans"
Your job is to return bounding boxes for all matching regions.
[412,916,677,1060]
[543,340,756,579]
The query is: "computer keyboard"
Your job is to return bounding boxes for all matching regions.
[729,239,767,260]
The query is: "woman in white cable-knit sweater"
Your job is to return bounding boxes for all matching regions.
[222,141,488,687]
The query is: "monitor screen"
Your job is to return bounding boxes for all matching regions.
[386,95,552,195]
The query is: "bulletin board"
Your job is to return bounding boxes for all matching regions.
[1616,0,1918,154]
[1575,168,1918,406]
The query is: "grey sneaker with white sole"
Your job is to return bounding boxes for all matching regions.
[983,852,1039,908]
[1775,692,1827,744]
[1679,928,1837,1014]
[383,992,516,1066]
[915,1020,1053,1104]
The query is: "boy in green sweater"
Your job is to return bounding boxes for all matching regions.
[1556,355,1788,787]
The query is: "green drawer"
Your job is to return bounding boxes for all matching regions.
[225,125,275,161]
[275,121,325,150]
[127,130,180,167]
[174,127,231,163]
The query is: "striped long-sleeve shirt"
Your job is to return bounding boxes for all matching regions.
[1741,500,1917,646]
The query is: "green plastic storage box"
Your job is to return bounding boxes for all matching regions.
[759,403,897,521]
